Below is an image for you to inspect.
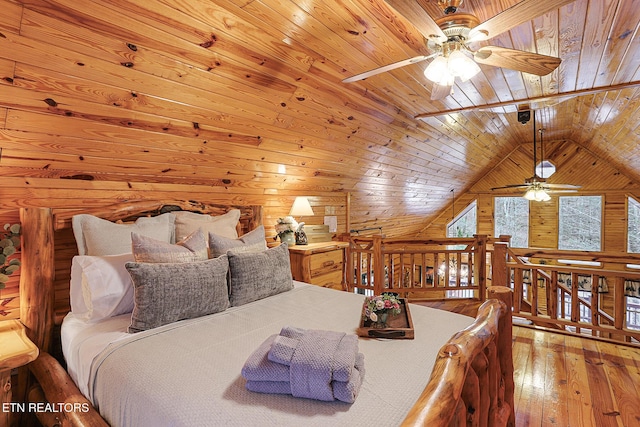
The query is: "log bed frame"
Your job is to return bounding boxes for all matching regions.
[17,201,515,427]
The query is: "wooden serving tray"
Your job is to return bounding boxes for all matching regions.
[357,298,415,339]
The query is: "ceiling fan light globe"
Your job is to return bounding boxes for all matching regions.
[523,187,550,202]
[447,51,470,74]
[458,58,481,81]
[424,56,449,83]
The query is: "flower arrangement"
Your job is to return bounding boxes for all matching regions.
[0,223,21,291]
[274,216,299,240]
[363,292,402,323]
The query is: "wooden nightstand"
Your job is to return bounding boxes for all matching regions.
[0,320,39,427]
[288,241,349,290]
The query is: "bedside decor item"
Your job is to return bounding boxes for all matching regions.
[0,223,21,293]
[363,292,402,328]
[275,216,298,246]
[289,197,314,245]
[358,293,414,339]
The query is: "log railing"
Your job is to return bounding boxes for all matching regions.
[343,233,640,345]
[493,243,640,344]
[343,234,506,300]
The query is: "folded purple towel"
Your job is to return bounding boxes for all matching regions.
[241,327,365,403]
[245,353,366,404]
[241,335,289,382]
[268,326,358,382]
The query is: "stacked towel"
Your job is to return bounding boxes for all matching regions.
[242,326,365,403]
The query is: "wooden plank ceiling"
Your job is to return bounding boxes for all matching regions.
[0,0,639,235]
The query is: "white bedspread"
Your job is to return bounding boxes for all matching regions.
[62,283,474,427]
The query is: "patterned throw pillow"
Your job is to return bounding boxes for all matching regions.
[227,243,293,306]
[126,256,230,333]
[208,225,268,258]
[173,210,240,242]
[132,229,208,263]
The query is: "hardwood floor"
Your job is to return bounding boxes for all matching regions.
[415,300,640,426]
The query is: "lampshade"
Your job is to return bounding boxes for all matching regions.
[289,197,314,217]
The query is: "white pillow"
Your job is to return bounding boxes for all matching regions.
[69,253,135,322]
[173,210,240,242]
[72,213,175,256]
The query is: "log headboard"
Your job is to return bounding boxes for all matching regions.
[18,200,263,352]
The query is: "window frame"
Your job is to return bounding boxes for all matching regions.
[627,195,640,253]
[447,200,477,238]
[558,195,603,252]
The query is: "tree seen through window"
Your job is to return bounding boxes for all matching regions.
[494,197,529,248]
[558,196,602,251]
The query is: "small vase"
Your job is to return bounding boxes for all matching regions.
[375,311,388,328]
[280,232,296,246]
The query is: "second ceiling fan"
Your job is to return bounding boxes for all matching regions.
[491,109,580,201]
[343,0,574,99]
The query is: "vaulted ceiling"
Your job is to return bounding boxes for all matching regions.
[0,0,639,234]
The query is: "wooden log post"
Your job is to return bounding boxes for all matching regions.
[402,286,514,427]
[372,234,384,295]
[474,235,488,300]
[487,286,515,427]
[492,242,509,288]
[19,208,55,352]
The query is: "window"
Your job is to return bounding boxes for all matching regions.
[558,196,602,251]
[628,196,640,253]
[447,201,477,238]
[494,197,529,248]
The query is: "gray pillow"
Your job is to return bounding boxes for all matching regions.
[227,243,293,306]
[209,225,268,258]
[126,256,230,333]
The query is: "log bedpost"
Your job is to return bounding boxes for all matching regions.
[19,208,55,352]
[487,286,515,426]
[402,286,515,427]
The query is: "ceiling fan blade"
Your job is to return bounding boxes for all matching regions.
[491,184,531,190]
[468,0,579,41]
[545,189,579,194]
[474,46,561,76]
[385,0,447,43]
[543,183,581,189]
[342,54,436,83]
[430,83,453,100]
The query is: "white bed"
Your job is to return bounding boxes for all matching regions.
[61,281,474,426]
[18,202,515,427]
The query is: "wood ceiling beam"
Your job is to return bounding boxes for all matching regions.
[415,80,640,118]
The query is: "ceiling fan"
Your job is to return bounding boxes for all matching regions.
[342,0,574,99]
[491,110,580,201]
